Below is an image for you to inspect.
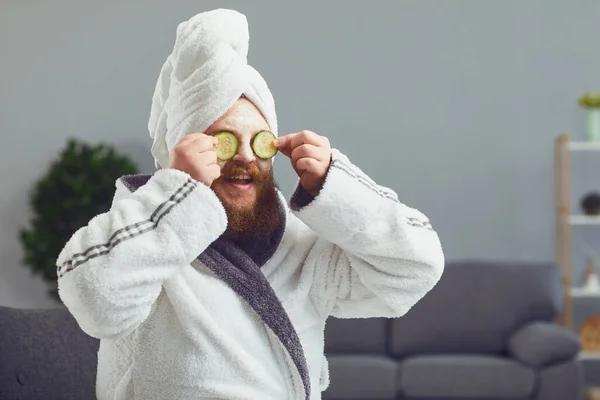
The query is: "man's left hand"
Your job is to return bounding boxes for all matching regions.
[273,130,332,197]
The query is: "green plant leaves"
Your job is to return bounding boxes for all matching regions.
[19,137,139,300]
[579,92,600,109]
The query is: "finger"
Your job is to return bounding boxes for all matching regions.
[189,132,218,146]
[176,133,213,152]
[208,163,221,178]
[179,132,207,145]
[273,133,294,148]
[273,134,296,158]
[291,130,322,148]
[278,144,293,159]
[174,135,197,149]
[295,157,320,173]
[188,136,218,153]
[291,144,325,164]
[197,149,218,165]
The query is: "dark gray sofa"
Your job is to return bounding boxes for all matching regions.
[322,260,585,400]
[0,261,585,400]
[0,305,98,400]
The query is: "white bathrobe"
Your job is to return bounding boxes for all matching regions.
[56,148,444,400]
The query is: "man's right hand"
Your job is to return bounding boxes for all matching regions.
[167,133,221,187]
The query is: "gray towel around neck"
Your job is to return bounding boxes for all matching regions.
[121,174,311,399]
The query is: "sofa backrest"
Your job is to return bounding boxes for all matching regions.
[388,260,563,357]
[324,317,389,354]
[0,305,99,400]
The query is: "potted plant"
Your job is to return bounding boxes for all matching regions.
[578,92,600,142]
[581,192,600,215]
[19,138,139,300]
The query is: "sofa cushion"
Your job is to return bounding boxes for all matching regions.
[507,321,581,368]
[0,305,99,400]
[399,354,535,399]
[322,354,399,399]
[324,317,388,354]
[389,260,562,356]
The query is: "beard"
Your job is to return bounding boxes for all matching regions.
[210,161,281,238]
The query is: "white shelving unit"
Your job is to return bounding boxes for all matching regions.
[568,141,600,151]
[570,215,600,225]
[572,288,600,298]
[555,134,600,361]
[579,351,600,360]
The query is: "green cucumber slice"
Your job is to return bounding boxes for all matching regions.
[252,130,278,159]
[214,131,238,160]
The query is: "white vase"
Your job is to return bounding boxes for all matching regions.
[588,108,600,142]
[584,272,600,292]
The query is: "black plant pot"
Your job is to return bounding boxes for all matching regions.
[581,192,600,215]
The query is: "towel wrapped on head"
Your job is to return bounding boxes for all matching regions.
[148,8,278,169]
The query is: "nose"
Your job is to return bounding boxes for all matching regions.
[233,141,256,164]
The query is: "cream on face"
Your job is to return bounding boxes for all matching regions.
[206,97,274,205]
[207,98,273,170]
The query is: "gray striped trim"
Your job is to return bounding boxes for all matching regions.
[331,159,434,231]
[407,216,434,231]
[57,178,197,278]
[339,157,398,199]
[330,160,399,203]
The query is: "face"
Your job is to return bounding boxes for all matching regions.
[205,97,280,237]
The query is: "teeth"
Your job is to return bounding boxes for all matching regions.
[231,175,251,180]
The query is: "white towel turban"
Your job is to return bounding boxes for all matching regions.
[148,8,278,169]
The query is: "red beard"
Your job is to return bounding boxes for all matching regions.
[211,161,281,237]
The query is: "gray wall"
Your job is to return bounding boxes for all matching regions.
[1,0,600,308]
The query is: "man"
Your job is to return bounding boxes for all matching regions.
[56,8,444,400]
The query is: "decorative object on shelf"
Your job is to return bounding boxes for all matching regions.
[578,92,600,142]
[582,258,600,293]
[587,387,600,400]
[581,192,600,215]
[19,138,139,300]
[555,133,600,329]
[580,315,600,351]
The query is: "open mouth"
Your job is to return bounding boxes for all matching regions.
[225,175,254,190]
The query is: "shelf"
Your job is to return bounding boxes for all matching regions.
[571,288,600,298]
[569,215,600,225]
[555,134,600,331]
[579,351,600,360]
[568,141,600,151]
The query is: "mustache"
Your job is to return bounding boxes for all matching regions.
[219,162,266,182]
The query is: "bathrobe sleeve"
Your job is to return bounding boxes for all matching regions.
[290,149,444,319]
[56,168,228,339]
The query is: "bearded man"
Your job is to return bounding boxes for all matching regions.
[56,8,444,400]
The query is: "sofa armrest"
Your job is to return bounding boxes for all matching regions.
[507,321,580,368]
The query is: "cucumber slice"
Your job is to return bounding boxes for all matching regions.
[252,130,278,159]
[214,131,238,160]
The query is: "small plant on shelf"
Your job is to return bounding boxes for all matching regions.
[579,92,600,142]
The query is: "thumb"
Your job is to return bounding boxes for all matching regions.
[273,134,290,148]
[273,134,294,158]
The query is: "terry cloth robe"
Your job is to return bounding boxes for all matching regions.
[56,148,445,400]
